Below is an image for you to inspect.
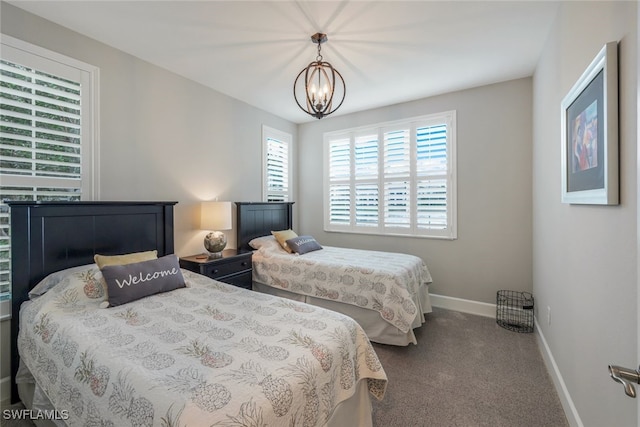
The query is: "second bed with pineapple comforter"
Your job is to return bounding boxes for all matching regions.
[250,237,433,345]
[17,266,387,427]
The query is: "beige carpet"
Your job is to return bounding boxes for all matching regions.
[371,307,568,427]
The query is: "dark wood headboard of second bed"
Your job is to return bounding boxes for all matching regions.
[235,202,294,252]
[8,201,177,402]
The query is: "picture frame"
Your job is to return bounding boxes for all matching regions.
[561,41,618,205]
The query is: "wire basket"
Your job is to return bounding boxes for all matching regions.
[496,290,534,333]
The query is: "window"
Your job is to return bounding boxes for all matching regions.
[324,111,456,239]
[0,35,99,318]
[262,125,292,202]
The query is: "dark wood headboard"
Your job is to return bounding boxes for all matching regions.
[235,202,294,252]
[8,201,177,403]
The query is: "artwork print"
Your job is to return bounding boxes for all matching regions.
[560,42,618,205]
[564,70,604,194]
[571,100,598,173]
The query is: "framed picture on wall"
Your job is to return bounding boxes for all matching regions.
[560,41,618,205]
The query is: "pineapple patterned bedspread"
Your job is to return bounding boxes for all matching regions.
[252,246,433,333]
[18,267,387,427]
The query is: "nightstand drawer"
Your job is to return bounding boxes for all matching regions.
[219,271,252,290]
[180,250,253,291]
[202,258,251,279]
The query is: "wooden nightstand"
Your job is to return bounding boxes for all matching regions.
[179,249,253,290]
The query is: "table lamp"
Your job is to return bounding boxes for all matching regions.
[201,201,232,258]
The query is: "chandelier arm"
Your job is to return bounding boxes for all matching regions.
[293,67,311,112]
[306,66,315,112]
[331,79,346,115]
[321,68,346,118]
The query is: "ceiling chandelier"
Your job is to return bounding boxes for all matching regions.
[293,33,345,120]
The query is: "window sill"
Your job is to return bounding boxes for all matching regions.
[324,227,457,240]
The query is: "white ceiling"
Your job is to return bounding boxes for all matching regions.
[8,1,560,124]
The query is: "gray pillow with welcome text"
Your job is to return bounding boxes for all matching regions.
[101,254,185,307]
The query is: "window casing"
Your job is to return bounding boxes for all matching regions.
[262,125,292,202]
[0,35,99,318]
[324,111,456,239]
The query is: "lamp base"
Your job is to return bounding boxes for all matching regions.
[204,231,227,257]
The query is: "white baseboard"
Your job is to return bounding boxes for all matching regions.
[0,376,10,407]
[535,318,583,427]
[430,293,496,318]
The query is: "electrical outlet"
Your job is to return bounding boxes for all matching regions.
[547,306,551,325]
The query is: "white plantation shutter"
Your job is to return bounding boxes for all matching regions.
[354,133,379,227]
[355,183,378,226]
[329,137,350,179]
[262,126,292,202]
[328,138,350,225]
[416,123,449,230]
[384,180,410,228]
[417,123,448,172]
[354,134,378,179]
[0,36,98,316]
[383,128,411,230]
[324,111,456,239]
[1,61,82,182]
[383,129,410,177]
[329,184,350,225]
[417,179,447,229]
[265,138,288,201]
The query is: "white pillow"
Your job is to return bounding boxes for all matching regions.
[248,235,285,252]
[29,263,96,298]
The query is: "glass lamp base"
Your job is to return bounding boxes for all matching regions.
[204,231,227,257]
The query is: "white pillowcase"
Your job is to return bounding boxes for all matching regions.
[248,235,286,252]
[29,263,97,298]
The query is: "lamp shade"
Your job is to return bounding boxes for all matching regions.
[201,201,232,231]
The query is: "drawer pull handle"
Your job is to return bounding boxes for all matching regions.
[241,262,247,266]
[212,269,219,274]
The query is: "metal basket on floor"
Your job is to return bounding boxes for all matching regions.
[496,290,534,333]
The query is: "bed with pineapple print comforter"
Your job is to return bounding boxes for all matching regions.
[17,266,387,427]
[251,241,433,334]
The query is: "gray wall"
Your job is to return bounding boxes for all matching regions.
[532,1,637,426]
[297,78,534,304]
